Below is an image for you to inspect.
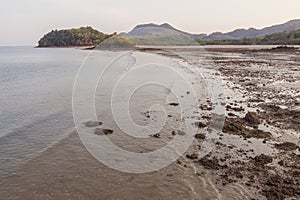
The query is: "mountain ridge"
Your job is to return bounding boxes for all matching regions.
[37,19,300,47]
[130,23,206,39]
[215,19,300,39]
[121,23,199,45]
[128,19,300,40]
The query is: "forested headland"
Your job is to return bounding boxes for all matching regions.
[37,27,115,47]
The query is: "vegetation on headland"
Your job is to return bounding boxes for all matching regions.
[95,35,136,49]
[197,29,300,45]
[37,26,300,47]
[37,27,115,47]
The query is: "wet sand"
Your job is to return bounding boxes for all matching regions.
[1,46,300,200]
[139,46,300,199]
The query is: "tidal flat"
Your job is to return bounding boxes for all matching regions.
[1,46,299,200]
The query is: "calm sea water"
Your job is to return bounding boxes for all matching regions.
[0,46,96,176]
[0,46,171,177]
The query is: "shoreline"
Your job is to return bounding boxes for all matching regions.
[140,46,300,199]
[35,45,96,49]
[1,46,299,200]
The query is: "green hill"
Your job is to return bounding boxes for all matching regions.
[121,25,198,46]
[204,19,300,40]
[197,29,300,45]
[95,35,136,49]
[38,27,114,47]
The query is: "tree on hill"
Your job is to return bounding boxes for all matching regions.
[38,27,115,47]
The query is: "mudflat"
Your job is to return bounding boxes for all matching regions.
[1,46,299,200]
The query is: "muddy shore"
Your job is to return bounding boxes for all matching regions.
[138,45,300,199]
[158,46,300,200]
[1,46,299,200]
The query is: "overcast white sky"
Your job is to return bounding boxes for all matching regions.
[1,0,300,45]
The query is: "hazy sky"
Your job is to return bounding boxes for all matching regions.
[1,0,300,45]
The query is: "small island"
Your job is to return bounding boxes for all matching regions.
[37,26,115,48]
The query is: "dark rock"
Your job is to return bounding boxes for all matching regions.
[223,117,272,139]
[195,133,206,140]
[262,189,285,200]
[173,130,186,136]
[200,105,213,111]
[244,112,260,125]
[103,129,114,135]
[254,154,273,166]
[194,121,207,128]
[84,121,102,127]
[274,142,299,151]
[248,129,272,139]
[202,115,211,120]
[94,128,113,135]
[228,113,237,117]
[199,156,221,170]
[151,133,161,138]
[222,118,245,133]
[186,153,199,160]
[266,45,299,52]
[169,103,179,106]
[278,160,285,166]
[94,128,104,135]
[258,104,300,131]
[226,105,244,112]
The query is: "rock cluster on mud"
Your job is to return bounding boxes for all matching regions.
[244,112,260,126]
[186,153,199,160]
[172,130,186,136]
[222,112,272,139]
[199,156,222,170]
[195,133,205,140]
[274,142,299,151]
[205,47,300,200]
[259,104,300,131]
[94,128,114,135]
[83,121,114,136]
[254,154,273,166]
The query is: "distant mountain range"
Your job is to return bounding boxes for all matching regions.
[205,19,300,40]
[122,19,300,42]
[38,19,300,47]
